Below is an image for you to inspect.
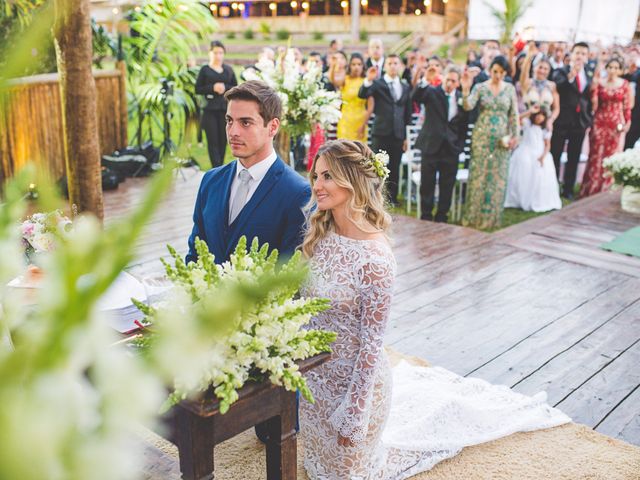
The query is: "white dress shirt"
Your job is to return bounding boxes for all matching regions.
[383,73,402,101]
[446,89,458,121]
[371,57,384,78]
[577,68,587,92]
[229,150,277,212]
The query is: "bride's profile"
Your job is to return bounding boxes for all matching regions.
[299,139,570,480]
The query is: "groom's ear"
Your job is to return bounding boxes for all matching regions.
[268,118,281,138]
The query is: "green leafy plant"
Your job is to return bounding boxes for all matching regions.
[124,0,218,153]
[485,0,532,44]
[0,0,56,76]
[0,164,175,479]
[259,21,271,39]
[243,27,254,39]
[359,28,369,42]
[225,30,236,39]
[133,236,336,414]
[312,30,323,41]
[276,28,290,40]
[91,18,116,68]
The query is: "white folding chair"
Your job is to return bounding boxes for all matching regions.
[401,125,421,212]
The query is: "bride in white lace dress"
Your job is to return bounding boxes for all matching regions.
[299,140,570,480]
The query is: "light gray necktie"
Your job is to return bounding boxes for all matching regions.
[229,168,252,224]
[388,80,398,101]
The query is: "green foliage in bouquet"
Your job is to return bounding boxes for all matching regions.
[133,236,336,414]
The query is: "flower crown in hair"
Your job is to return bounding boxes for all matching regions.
[362,150,390,180]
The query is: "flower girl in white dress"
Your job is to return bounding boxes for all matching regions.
[300,140,569,480]
[505,106,562,212]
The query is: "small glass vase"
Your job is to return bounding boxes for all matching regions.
[620,185,640,214]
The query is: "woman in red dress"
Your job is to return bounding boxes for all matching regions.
[580,57,633,198]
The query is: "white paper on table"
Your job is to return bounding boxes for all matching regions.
[98,272,147,333]
[97,271,146,310]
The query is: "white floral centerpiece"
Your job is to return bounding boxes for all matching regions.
[20,209,73,258]
[243,48,342,138]
[133,236,336,413]
[604,148,640,213]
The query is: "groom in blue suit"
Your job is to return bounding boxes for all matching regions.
[186,80,310,443]
[186,80,310,265]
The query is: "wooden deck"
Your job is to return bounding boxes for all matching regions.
[105,169,640,446]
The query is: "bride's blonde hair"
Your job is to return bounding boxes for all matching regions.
[301,140,392,258]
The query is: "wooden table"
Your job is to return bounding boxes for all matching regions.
[157,353,330,480]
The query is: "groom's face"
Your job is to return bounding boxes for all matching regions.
[226,99,279,163]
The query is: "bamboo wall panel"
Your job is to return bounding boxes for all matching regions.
[0,70,127,181]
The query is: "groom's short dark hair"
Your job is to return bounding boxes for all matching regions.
[225,80,282,126]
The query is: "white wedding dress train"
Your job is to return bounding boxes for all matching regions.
[301,233,570,480]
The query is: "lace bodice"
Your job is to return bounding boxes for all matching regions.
[303,232,395,441]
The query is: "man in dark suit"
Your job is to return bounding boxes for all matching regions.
[365,38,385,79]
[359,54,412,205]
[550,41,593,199]
[186,80,310,265]
[413,65,468,222]
[623,67,640,149]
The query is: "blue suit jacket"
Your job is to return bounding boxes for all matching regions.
[186,157,311,264]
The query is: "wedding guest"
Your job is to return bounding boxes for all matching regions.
[195,40,238,168]
[474,39,502,85]
[505,105,562,212]
[402,49,418,84]
[359,54,412,205]
[412,65,469,222]
[581,57,633,197]
[365,38,385,79]
[549,43,566,71]
[623,59,640,149]
[332,53,373,143]
[460,56,519,230]
[550,41,594,199]
[467,48,479,66]
[520,45,560,124]
[328,50,349,87]
[322,38,343,72]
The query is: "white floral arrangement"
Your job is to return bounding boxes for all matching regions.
[603,148,640,189]
[362,150,390,180]
[133,236,336,413]
[20,209,73,256]
[243,48,342,138]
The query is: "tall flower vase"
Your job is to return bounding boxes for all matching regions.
[621,186,640,214]
[275,130,292,168]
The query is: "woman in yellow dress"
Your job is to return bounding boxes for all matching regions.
[330,53,373,143]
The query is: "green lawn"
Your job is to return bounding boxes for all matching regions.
[393,194,574,233]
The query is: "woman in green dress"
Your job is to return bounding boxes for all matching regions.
[460,56,519,230]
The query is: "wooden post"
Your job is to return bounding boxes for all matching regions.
[351,0,360,44]
[382,0,388,33]
[53,0,104,220]
[116,60,128,149]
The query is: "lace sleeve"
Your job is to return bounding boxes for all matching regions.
[329,248,395,444]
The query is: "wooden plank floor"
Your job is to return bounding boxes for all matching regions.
[105,171,640,446]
